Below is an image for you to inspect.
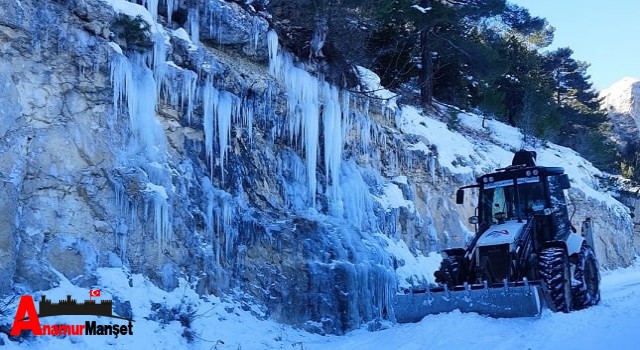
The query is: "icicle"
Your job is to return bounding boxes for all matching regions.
[117,223,128,262]
[283,56,320,204]
[205,3,218,43]
[143,0,159,23]
[250,16,261,51]
[111,48,175,257]
[220,195,235,258]
[341,90,351,143]
[341,162,375,231]
[152,188,171,252]
[201,77,235,180]
[429,155,436,179]
[203,77,215,175]
[110,53,166,161]
[216,91,233,181]
[166,0,175,25]
[203,176,215,241]
[280,151,310,210]
[267,30,279,77]
[268,30,332,206]
[114,181,131,223]
[358,115,372,157]
[181,69,198,124]
[241,93,254,145]
[322,81,343,215]
[152,31,168,99]
[189,7,200,44]
[247,105,253,145]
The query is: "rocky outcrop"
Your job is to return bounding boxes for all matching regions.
[601,77,640,152]
[0,0,636,335]
[600,77,640,259]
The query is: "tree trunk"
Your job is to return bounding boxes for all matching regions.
[419,0,433,107]
[555,70,561,106]
[419,28,434,106]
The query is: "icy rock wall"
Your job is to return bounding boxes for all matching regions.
[0,0,636,335]
[0,0,413,333]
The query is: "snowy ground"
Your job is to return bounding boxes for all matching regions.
[2,261,639,350]
[309,262,640,350]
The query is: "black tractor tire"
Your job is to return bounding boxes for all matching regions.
[571,243,601,310]
[434,255,466,287]
[538,247,572,312]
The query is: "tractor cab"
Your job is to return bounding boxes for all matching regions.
[459,150,571,235]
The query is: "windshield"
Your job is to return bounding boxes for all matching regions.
[480,180,545,224]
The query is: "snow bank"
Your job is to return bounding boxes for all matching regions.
[355,66,398,111]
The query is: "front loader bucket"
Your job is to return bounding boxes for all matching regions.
[393,282,542,323]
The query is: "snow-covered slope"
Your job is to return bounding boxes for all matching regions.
[399,104,625,210]
[391,100,635,268]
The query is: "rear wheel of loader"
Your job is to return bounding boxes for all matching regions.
[538,247,572,312]
[434,256,465,287]
[572,243,601,310]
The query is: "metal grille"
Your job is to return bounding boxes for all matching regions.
[478,244,511,283]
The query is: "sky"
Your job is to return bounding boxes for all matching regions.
[510,0,640,91]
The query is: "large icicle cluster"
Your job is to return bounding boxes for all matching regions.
[202,77,236,180]
[109,1,177,255]
[267,30,348,208]
[105,0,410,333]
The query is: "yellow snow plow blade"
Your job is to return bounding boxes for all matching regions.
[393,280,542,323]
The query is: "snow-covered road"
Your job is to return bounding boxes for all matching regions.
[3,263,639,349]
[306,263,640,350]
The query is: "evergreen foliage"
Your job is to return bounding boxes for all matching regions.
[265,0,622,174]
[112,15,153,51]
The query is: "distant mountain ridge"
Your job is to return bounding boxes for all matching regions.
[601,77,640,152]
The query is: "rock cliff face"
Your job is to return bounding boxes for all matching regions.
[601,77,640,255]
[0,0,636,334]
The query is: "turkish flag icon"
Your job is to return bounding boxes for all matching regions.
[89,289,101,300]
